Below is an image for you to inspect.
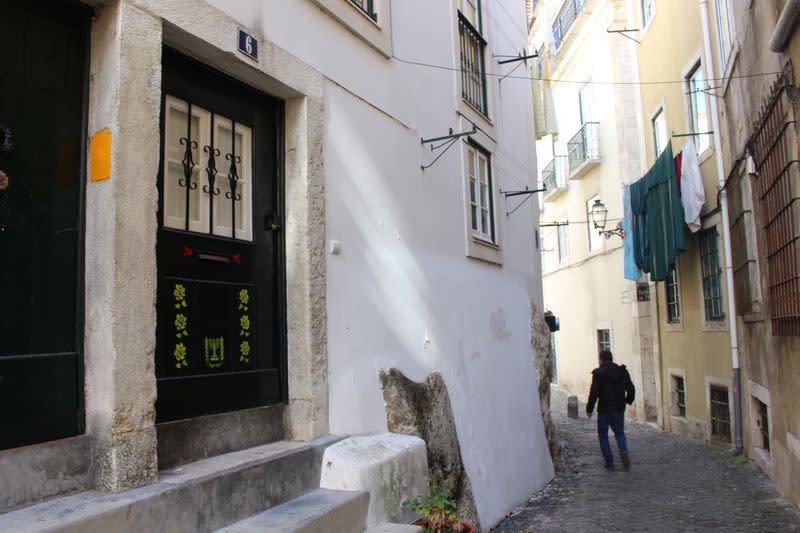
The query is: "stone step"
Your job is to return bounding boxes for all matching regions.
[215,488,370,533]
[0,436,341,533]
[364,523,424,533]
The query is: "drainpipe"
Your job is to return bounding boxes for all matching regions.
[698,0,744,455]
[769,0,800,53]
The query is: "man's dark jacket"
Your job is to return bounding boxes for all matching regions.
[586,362,635,414]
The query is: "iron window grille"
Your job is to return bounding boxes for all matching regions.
[666,266,682,323]
[710,386,731,442]
[751,72,800,336]
[699,227,725,321]
[567,122,600,176]
[757,400,770,452]
[726,163,757,315]
[458,5,488,115]
[349,0,377,21]
[597,329,611,353]
[673,376,686,417]
[552,0,586,50]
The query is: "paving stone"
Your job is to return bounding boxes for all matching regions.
[494,407,800,533]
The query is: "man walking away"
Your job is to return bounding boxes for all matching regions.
[586,350,635,471]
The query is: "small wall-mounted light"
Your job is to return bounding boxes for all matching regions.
[590,199,625,239]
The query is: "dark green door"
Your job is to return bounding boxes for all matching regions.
[155,50,285,422]
[0,2,91,449]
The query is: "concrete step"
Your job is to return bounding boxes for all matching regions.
[215,488,369,533]
[364,523,424,533]
[0,436,341,533]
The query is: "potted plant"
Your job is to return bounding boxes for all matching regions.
[404,481,474,533]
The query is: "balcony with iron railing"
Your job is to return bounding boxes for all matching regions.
[567,122,601,179]
[552,0,586,49]
[542,156,569,203]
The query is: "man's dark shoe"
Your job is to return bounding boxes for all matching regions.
[604,463,614,471]
[621,451,631,471]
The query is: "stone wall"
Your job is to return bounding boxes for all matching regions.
[531,304,562,471]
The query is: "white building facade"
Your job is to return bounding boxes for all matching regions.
[0,0,553,529]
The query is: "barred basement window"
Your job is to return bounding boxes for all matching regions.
[699,227,725,321]
[672,375,686,417]
[458,0,488,115]
[710,386,731,442]
[666,266,681,323]
[756,399,770,452]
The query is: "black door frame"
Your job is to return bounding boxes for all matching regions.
[155,48,288,422]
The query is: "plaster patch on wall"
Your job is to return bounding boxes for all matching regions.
[490,308,512,342]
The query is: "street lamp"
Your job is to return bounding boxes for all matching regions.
[590,198,625,239]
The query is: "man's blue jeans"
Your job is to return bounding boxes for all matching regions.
[597,411,628,467]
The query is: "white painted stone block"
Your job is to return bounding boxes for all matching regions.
[320,433,428,527]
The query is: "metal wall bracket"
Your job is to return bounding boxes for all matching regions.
[607,28,641,44]
[420,125,477,171]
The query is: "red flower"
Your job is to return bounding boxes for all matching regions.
[232,252,241,264]
[183,246,193,257]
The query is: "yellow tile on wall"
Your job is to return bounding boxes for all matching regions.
[90,128,111,182]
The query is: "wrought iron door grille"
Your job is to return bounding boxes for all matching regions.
[751,72,800,336]
[162,96,252,241]
[710,386,731,441]
[459,12,488,115]
[567,122,600,175]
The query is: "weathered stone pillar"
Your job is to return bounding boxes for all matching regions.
[284,93,329,441]
[84,0,162,492]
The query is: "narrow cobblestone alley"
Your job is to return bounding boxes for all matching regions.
[494,399,800,533]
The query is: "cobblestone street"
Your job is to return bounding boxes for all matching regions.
[494,400,800,532]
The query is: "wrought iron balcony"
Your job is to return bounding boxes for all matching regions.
[542,156,569,203]
[567,122,601,179]
[552,0,586,50]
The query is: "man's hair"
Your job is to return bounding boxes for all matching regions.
[599,350,613,363]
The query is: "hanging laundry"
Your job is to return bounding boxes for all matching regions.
[623,186,643,281]
[533,0,559,140]
[674,150,683,194]
[630,142,686,281]
[680,140,705,232]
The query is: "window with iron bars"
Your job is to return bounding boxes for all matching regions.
[699,227,725,321]
[726,162,759,315]
[751,72,800,336]
[458,0,488,115]
[349,0,377,21]
[672,375,686,417]
[710,386,731,442]
[755,398,770,452]
[666,266,681,323]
